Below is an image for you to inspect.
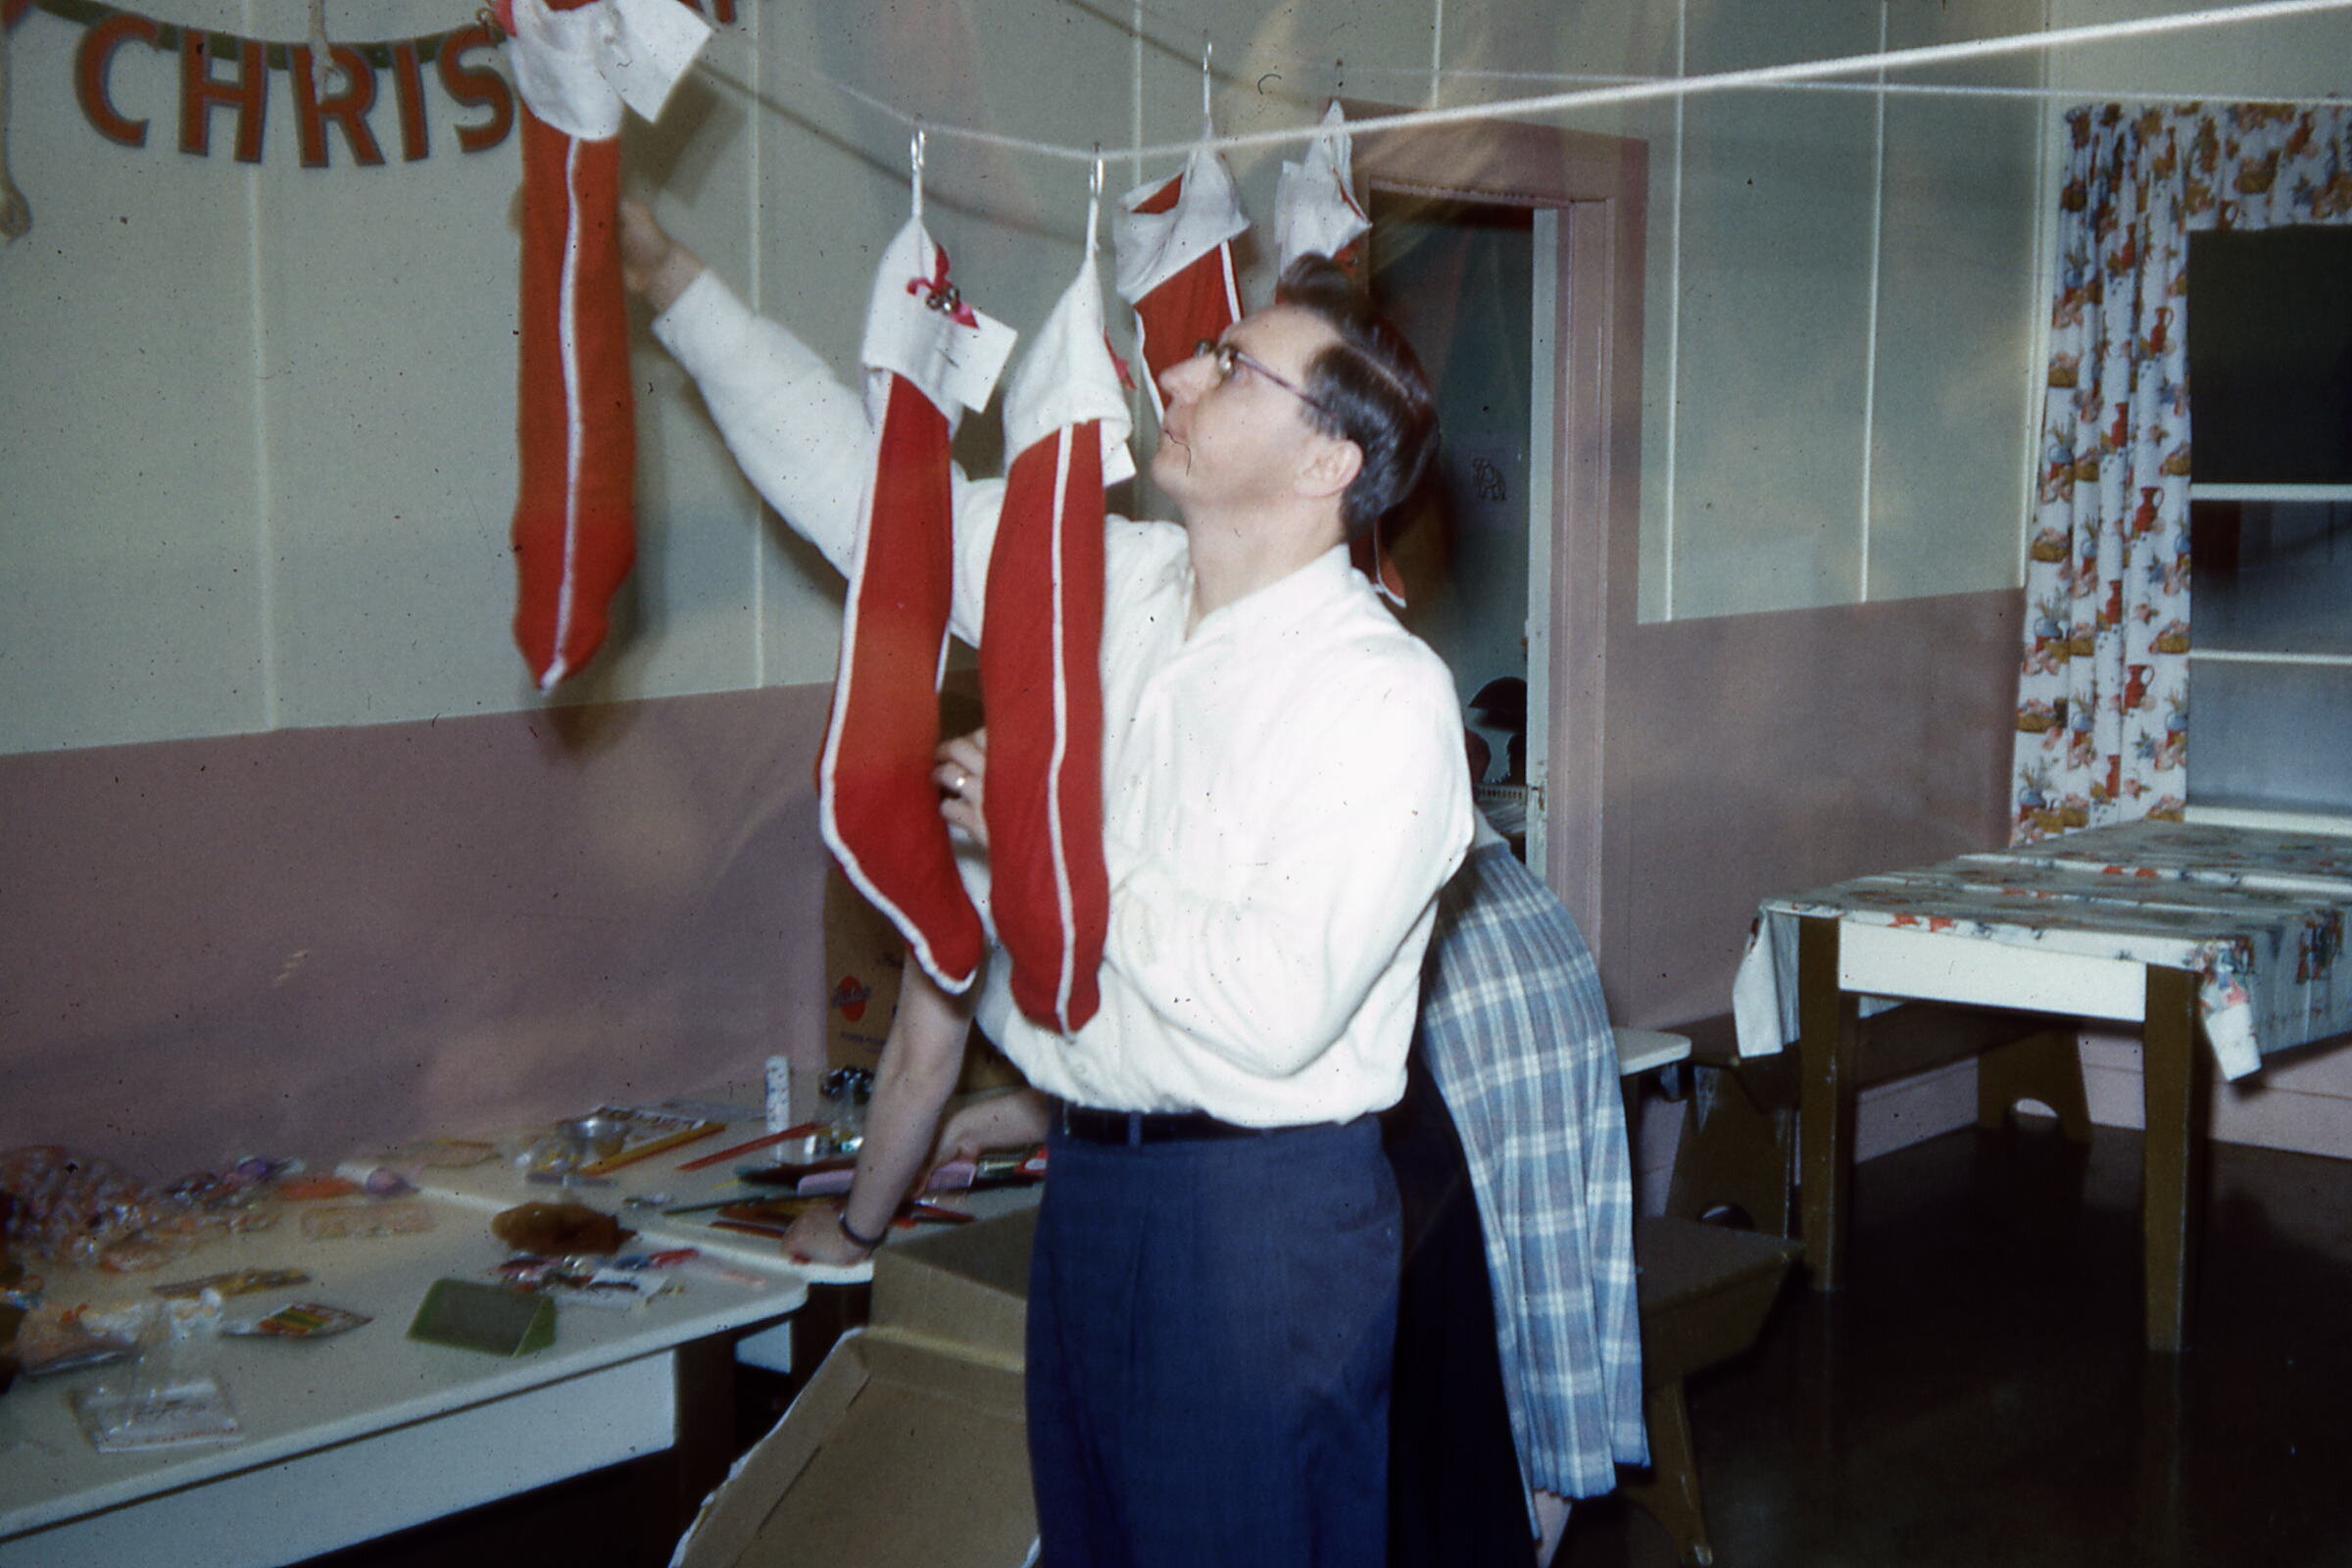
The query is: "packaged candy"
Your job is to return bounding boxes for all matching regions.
[151,1267,309,1300]
[0,1148,277,1273]
[299,1200,434,1242]
[222,1301,371,1340]
[72,1374,240,1452]
[12,1307,139,1377]
[1,1147,175,1269]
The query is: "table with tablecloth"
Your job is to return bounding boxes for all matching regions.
[1730,819,2352,1350]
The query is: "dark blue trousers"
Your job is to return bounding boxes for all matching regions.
[1026,1115,1400,1568]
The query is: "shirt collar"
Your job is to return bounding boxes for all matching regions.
[1187,544,1361,647]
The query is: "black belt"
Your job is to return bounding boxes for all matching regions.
[1056,1103,1273,1146]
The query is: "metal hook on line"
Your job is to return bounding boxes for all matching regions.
[1086,144,1104,262]
[910,125,926,221]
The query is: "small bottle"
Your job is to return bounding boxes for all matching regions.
[763,1055,793,1134]
[819,1065,875,1154]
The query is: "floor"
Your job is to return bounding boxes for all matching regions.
[1562,1122,2352,1568]
[303,1120,2352,1567]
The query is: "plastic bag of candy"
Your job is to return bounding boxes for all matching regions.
[0,1148,181,1270]
[0,1149,300,1272]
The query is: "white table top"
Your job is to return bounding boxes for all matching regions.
[0,1190,806,1543]
[1612,1027,1692,1078]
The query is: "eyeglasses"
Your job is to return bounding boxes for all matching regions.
[1195,339,1332,420]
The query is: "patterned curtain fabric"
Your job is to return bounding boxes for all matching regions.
[2013,103,2352,843]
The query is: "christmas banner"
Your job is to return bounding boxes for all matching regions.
[0,0,734,168]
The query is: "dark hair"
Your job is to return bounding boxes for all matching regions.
[1273,254,1440,542]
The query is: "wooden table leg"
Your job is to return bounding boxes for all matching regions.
[2139,963,2208,1353]
[1797,915,1863,1291]
[670,1333,743,1531]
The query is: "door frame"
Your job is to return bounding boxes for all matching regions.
[1344,104,1647,973]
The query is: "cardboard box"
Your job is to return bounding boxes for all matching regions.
[868,1207,1036,1363]
[674,1209,1040,1568]
[820,869,1029,1098]
[820,864,905,1077]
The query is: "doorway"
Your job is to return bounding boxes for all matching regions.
[1344,105,1645,967]
[1370,194,1555,873]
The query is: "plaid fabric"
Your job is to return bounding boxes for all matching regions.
[1419,842,1647,1498]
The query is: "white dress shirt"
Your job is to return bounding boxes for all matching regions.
[657,270,1472,1125]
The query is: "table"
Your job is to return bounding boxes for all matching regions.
[394,1113,1045,1294]
[0,1192,807,1568]
[1732,819,2352,1352]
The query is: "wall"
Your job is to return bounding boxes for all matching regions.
[0,0,2053,758]
[1642,0,2047,622]
[6,0,2327,1176]
[1606,588,2027,1030]
[0,685,834,1176]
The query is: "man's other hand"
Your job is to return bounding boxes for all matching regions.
[935,728,989,849]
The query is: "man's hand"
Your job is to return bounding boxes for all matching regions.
[935,728,989,849]
[784,1202,877,1266]
[617,198,706,315]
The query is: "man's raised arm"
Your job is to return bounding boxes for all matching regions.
[619,201,1005,641]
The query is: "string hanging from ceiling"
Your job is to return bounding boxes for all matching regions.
[693,0,2352,172]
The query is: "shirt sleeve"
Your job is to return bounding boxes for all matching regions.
[1102,649,1474,1079]
[651,269,1007,647]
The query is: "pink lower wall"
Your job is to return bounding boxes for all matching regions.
[0,685,836,1181]
[1602,586,2027,1030]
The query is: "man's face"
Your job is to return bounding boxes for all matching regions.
[1151,305,1342,519]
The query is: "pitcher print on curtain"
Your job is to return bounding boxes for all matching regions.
[2013,104,2352,843]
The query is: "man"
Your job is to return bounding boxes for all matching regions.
[908,804,1647,1568]
[620,203,1471,1567]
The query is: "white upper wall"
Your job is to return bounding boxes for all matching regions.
[4,0,2329,755]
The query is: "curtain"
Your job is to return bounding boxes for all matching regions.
[2011,104,2352,842]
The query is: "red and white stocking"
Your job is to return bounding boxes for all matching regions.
[501,0,709,690]
[1113,140,1248,422]
[981,258,1133,1034]
[1273,102,1371,274]
[822,219,1014,993]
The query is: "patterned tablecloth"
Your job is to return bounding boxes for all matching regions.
[1732,821,2352,1080]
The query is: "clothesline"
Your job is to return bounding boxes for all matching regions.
[1351,66,2351,111]
[699,0,2352,170]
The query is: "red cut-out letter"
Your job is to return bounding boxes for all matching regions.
[178,31,267,164]
[76,12,161,150]
[292,45,383,169]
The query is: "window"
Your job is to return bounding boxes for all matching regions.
[2182,227,2352,829]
